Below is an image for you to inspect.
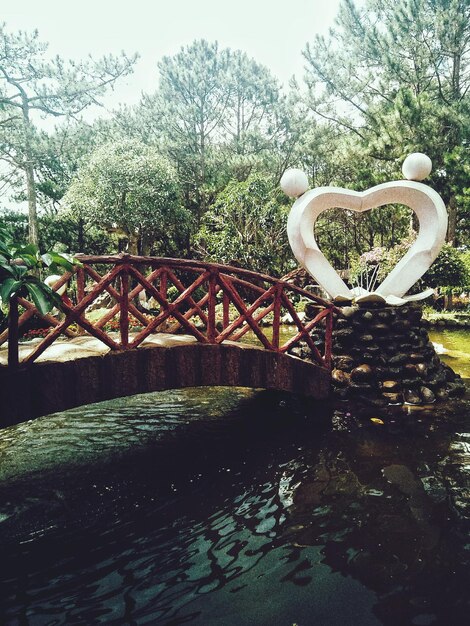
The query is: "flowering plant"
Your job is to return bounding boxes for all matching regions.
[359,247,385,266]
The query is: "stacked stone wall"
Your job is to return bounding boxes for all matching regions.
[292,303,466,407]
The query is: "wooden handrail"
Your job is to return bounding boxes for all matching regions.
[74,254,338,310]
[2,256,336,370]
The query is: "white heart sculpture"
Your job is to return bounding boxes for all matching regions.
[287,180,448,305]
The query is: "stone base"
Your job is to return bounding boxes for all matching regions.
[296,303,466,407]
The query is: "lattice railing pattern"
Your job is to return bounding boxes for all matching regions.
[2,255,336,369]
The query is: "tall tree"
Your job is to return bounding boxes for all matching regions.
[63,139,190,256]
[156,40,231,222]
[34,121,105,210]
[303,0,470,244]
[119,41,294,224]
[220,51,287,180]
[196,175,292,276]
[0,24,137,244]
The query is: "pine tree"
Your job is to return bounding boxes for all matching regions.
[0,24,137,244]
[303,0,470,244]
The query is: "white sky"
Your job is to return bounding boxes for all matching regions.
[2,0,345,113]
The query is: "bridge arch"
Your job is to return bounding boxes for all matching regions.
[1,255,336,425]
[1,342,330,426]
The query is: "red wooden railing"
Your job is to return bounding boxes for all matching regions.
[1,255,336,370]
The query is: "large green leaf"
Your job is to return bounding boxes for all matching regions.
[41,253,54,266]
[15,265,28,278]
[26,276,62,307]
[0,278,22,302]
[0,263,15,278]
[0,241,12,257]
[43,251,75,272]
[17,254,38,268]
[15,243,39,257]
[25,283,57,315]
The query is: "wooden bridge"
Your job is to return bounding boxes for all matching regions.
[0,255,336,426]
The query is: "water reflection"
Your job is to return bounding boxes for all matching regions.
[286,407,470,625]
[0,386,469,625]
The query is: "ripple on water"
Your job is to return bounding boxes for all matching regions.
[0,385,469,625]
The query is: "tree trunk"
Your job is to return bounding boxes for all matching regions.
[77,216,85,252]
[198,106,206,226]
[127,231,139,255]
[25,161,39,246]
[444,292,453,310]
[446,195,457,245]
[409,210,419,237]
[21,95,39,246]
[7,295,19,369]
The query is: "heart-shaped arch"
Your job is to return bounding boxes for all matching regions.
[287,180,448,303]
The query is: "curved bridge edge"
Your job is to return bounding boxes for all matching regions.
[0,344,331,427]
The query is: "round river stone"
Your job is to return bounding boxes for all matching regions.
[383,392,402,404]
[403,389,422,405]
[332,369,351,387]
[382,380,401,392]
[419,386,436,403]
[351,364,374,382]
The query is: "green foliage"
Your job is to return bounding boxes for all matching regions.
[0,209,113,255]
[303,0,470,245]
[461,250,470,277]
[63,140,191,256]
[1,3,468,277]
[39,214,114,255]
[0,225,76,316]
[112,40,295,224]
[0,23,137,243]
[0,210,28,244]
[316,204,412,271]
[424,244,469,288]
[197,175,292,276]
[375,236,417,284]
[33,122,106,212]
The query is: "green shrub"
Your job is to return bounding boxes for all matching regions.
[424,244,468,288]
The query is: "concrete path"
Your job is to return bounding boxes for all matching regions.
[0,333,207,366]
[0,331,276,367]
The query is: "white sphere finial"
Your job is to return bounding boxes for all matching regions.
[280,168,309,198]
[402,153,432,181]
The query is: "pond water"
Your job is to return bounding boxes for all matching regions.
[429,328,470,378]
[0,329,469,625]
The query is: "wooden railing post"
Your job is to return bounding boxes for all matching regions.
[76,266,85,303]
[222,291,230,330]
[160,270,167,300]
[119,266,129,347]
[207,271,217,343]
[76,266,86,335]
[272,284,282,351]
[7,295,19,369]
